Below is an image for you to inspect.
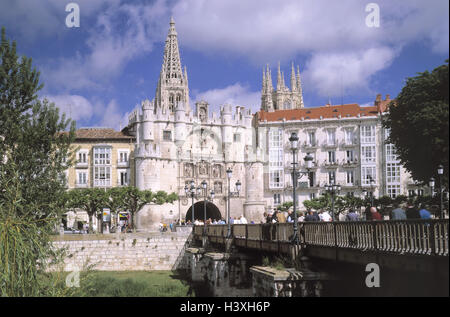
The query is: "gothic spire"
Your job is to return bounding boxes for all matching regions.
[262,67,266,94]
[296,65,304,108]
[161,17,183,83]
[290,62,297,92]
[276,62,282,90]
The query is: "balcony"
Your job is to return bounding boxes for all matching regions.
[117,160,129,167]
[340,139,359,148]
[75,161,88,168]
[323,160,339,168]
[342,159,359,167]
[75,182,88,188]
[302,141,319,150]
[322,141,338,148]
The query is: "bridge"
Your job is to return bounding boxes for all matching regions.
[192,219,449,274]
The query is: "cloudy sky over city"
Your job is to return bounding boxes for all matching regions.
[1,0,448,129]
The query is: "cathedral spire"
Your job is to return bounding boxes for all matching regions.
[290,62,296,92]
[276,62,282,91]
[155,18,190,113]
[266,64,273,92]
[296,65,304,108]
[262,67,266,94]
[161,17,183,84]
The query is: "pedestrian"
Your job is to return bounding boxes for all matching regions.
[277,210,286,223]
[370,207,382,221]
[321,210,332,222]
[287,210,294,223]
[240,215,248,224]
[391,203,407,220]
[419,204,432,219]
[298,212,305,222]
[305,210,315,222]
[406,202,421,219]
[346,209,360,221]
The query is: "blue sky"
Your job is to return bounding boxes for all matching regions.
[1,0,448,130]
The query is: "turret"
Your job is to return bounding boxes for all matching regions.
[174,101,186,145]
[221,104,233,143]
[142,99,154,141]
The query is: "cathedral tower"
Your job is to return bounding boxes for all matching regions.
[261,62,305,112]
[154,17,190,114]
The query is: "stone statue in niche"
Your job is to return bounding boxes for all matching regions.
[212,164,221,178]
[184,163,193,177]
[214,181,222,194]
[199,162,208,175]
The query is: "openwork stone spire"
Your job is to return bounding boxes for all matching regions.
[161,17,183,83]
[155,17,190,113]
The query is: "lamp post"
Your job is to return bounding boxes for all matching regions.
[226,167,241,238]
[325,180,341,221]
[201,180,207,232]
[184,180,202,225]
[438,164,444,219]
[289,132,313,244]
[429,177,435,198]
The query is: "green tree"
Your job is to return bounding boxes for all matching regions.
[119,187,153,230]
[0,27,75,296]
[67,188,108,233]
[383,60,449,186]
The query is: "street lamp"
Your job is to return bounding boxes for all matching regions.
[184,180,198,225]
[325,180,341,221]
[438,164,444,219]
[429,177,435,197]
[289,132,313,244]
[226,167,241,238]
[201,180,208,232]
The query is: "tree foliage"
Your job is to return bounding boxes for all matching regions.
[383,60,449,186]
[0,27,75,296]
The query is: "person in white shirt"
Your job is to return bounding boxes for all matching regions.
[321,211,332,222]
[240,215,248,224]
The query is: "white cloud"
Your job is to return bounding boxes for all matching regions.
[173,0,449,97]
[194,83,260,113]
[99,99,129,131]
[44,94,94,122]
[303,47,397,97]
[41,0,170,92]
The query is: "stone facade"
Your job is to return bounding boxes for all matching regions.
[49,232,190,272]
[126,19,266,229]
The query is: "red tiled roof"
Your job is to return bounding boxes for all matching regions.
[74,128,134,140]
[257,103,388,122]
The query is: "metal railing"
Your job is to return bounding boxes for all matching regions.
[194,219,448,256]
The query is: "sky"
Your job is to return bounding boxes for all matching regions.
[1,0,448,130]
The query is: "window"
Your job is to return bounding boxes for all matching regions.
[385,144,398,162]
[346,170,354,185]
[328,151,336,163]
[417,189,424,196]
[270,170,283,188]
[77,172,87,185]
[273,193,281,205]
[386,163,400,184]
[93,147,111,187]
[346,150,354,162]
[361,125,376,143]
[307,131,316,146]
[408,189,416,197]
[345,129,354,145]
[347,192,355,197]
[328,171,336,184]
[361,145,376,163]
[309,193,316,200]
[269,128,284,189]
[119,171,128,186]
[387,185,401,198]
[233,133,241,142]
[361,166,376,186]
[326,130,336,145]
[163,130,172,141]
[119,151,128,163]
[77,151,87,163]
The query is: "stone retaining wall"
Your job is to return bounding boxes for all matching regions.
[49,232,191,272]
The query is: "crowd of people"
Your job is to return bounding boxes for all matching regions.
[159,202,440,232]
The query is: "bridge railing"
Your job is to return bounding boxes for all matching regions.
[194,219,448,256]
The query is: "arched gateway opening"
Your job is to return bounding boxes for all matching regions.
[185,201,222,222]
